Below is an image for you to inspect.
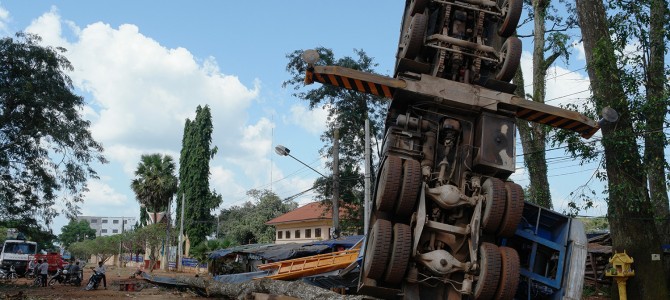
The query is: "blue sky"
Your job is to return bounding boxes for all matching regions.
[1,1,612,235]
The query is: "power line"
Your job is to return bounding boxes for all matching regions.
[523,66,588,88]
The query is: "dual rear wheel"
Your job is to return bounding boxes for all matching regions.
[363,219,412,284]
[474,243,520,300]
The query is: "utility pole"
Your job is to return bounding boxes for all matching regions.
[162,197,173,271]
[118,217,124,267]
[177,193,185,271]
[332,128,340,239]
[364,119,371,235]
[216,213,220,239]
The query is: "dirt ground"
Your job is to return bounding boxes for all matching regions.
[0,265,203,299]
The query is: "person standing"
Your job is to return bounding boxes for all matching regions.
[94,261,106,289]
[27,259,38,276]
[38,259,48,287]
[69,261,81,284]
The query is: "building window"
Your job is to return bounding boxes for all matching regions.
[305,229,311,238]
[315,228,321,238]
[295,230,301,239]
[90,219,98,223]
[285,231,291,239]
[101,229,107,233]
[102,219,108,224]
[277,231,283,239]
[113,220,119,224]
[112,229,118,233]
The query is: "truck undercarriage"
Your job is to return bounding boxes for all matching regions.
[301,1,598,299]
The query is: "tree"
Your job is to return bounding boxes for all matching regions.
[130,154,178,224]
[69,235,119,263]
[516,0,577,208]
[134,223,173,272]
[313,164,364,234]
[573,0,669,297]
[0,32,106,226]
[177,105,221,248]
[58,220,96,248]
[190,239,236,265]
[284,48,387,230]
[218,189,297,245]
[139,207,149,227]
[607,0,670,264]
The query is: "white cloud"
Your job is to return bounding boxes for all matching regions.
[25,11,260,155]
[286,105,328,135]
[23,9,282,205]
[0,5,9,34]
[519,51,592,108]
[82,180,129,207]
[573,41,586,61]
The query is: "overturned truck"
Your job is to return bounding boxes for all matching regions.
[302,1,599,299]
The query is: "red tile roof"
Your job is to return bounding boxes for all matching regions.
[266,202,342,225]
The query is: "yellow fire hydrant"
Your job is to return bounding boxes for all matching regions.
[605,251,635,300]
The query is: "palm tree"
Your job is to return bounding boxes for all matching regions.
[130,154,178,224]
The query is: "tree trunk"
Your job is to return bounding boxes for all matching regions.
[514,0,553,209]
[645,0,670,278]
[576,0,669,298]
[171,276,367,300]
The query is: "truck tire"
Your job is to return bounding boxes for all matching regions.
[395,159,422,219]
[497,182,524,237]
[400,12,428,60]
[474,242,502,300]
[481,178,506,234]
[376,156,403,213]
[497,0,523,37]
[494,247,520,300]
[383,223,412,284]
[495,37,522,82]
[363,219,393,280]
[410,0,428,15]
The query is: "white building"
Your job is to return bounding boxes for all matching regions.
[76,216,136,236]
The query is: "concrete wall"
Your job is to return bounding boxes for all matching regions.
[76,216,137,237]
[273,220,332,244]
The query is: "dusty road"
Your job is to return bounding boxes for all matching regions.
[0,265,203,299]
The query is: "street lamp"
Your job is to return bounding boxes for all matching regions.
[274,145,328,178]
[275,144,340,239]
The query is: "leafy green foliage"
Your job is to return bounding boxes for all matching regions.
[177,105,221,248]
[0,32,106,226]
[58,220,96,248]
[578,217,610,233]
[69,234,119,263]
[67,223,172,270]
[313,164,364,234]
[284,48,386,166]
[130,153,178,219]
[139,207,149,227]
[218,189,297,244]
[190,239,236,264]
[284,48,386,231]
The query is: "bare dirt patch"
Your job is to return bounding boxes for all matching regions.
[0,265,203,299]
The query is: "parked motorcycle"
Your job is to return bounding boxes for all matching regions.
[49,268,82,286]
[85,270,103,291]
[25,267,37,279]
[0,265,18,282]
[48,268,66,286]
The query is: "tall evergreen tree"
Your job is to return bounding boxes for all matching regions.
[177,105,221,247]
